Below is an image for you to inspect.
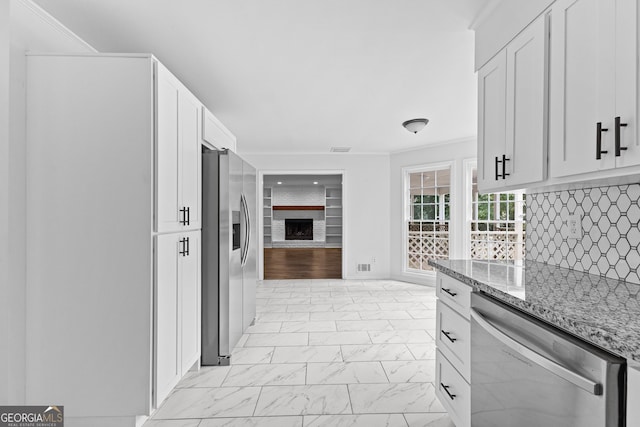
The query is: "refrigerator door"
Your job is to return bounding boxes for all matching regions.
[201,149,244,365]
[224,151,244,356]
[201,148,220,365]
[242,161,257,330]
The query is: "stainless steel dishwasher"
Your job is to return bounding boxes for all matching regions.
[470,292,626,427]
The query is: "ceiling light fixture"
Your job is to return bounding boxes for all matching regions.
[313,181,319,185]
[402,118,429,134]
[277,181,283,185]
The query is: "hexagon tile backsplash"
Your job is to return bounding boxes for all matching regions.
[526,184,640,284]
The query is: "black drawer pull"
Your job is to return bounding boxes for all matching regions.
[596,122,609,160]
[441,330,457,343]
[615,116,628,157]
[179,207,188,225]
[441,288,457,297]
[440,383,456,400]
[501,154,510,179]
[495,156,501,180]
[186,206,191,226]
[179,238,188,256]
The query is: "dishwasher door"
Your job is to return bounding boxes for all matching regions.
[470,292,625,427]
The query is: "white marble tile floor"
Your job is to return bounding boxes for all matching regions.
[146,279,452,426]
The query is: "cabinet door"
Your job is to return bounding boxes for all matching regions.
[549,0,615,177]
[477,50,507,193]
[202,107,237,152]
[613,0,638,168]
[504,14,547,187]
[156,63,181,232]
[154,234,180,407]
[179,230,201,374]
[178,90,202,230]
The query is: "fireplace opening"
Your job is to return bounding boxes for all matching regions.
[285,219,313,240]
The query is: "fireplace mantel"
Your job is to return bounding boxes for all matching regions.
[273,206,325,211]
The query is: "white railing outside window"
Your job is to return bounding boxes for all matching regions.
[407,166,451,272]
[468,165,526,261]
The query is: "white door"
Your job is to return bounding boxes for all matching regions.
[549,0,615,177]
[180,230,201,374]
[154,234,180,407]
[156,63,181,232]
[504,14,547,187]
[477,50,507,193]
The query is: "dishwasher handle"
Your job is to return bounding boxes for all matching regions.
[470,308,602,396]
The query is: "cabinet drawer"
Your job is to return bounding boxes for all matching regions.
[436,349,470,427]
[436,274,471,318]
[436,300,470,382]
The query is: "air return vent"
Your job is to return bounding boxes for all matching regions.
[330,147,351,153]
[357,263,371,272]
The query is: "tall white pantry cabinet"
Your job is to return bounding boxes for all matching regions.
[26,54,202,426]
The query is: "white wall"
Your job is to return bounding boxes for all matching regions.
[244,153,391,280]
[3,0,95,404]
[389,138,476,285]
[1,0,11,405]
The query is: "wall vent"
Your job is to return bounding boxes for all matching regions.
[357,263,371,272]
[330,147,351,153]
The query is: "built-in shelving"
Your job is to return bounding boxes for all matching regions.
[325,187,342,248]
[263,188,272,248]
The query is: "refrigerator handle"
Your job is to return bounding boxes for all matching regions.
[240,194,250,267]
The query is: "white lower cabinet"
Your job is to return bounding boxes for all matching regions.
[436,302,470,382]
[155,230,201,407]
[435,273,471,427]
[436,350,471,427]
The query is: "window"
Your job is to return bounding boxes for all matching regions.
[406,166,451,272]
[468,166,526,260]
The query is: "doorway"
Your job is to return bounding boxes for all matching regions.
[262,174,343,279]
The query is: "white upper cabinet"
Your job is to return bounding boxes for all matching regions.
[478,14,548,193]
[477,50,507,192]
[179,89,202,230]
[156,63,202,232]
[202,106,237,152]
[550,0,638,177]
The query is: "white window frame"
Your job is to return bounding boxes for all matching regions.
[402,161,455,277]
[463,159,526,261]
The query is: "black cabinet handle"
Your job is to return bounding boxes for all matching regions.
[596,122,609,160]
[615,116,628,157]
[501,154,510,179]
[494,156,501,180]
[186,207,191,226]
[185,237,190,256]
[179,207,188,225]
[441,330,457,343]
[440,383,456,400]
[441,288,457,297]
[179,238,187,256]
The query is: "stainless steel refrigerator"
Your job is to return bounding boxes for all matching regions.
[201,148,257,366]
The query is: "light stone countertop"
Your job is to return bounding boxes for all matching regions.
[429,259,640,364]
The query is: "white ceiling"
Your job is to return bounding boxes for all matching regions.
[33,0,488,154]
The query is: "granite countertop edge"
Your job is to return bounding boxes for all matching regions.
[429,261,640,364]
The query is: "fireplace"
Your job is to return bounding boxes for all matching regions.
[285,219,313,240]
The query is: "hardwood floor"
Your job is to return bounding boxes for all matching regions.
[264,248,342,279]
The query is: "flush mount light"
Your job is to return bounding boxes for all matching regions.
[313,181,319,185]
[277,181,283,185]
[402,118,429,134]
